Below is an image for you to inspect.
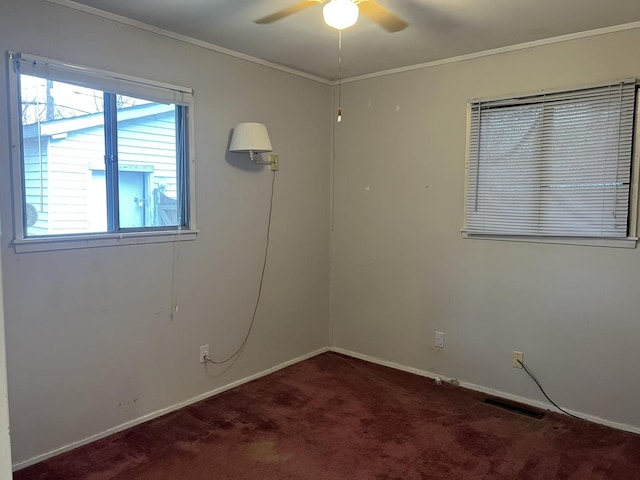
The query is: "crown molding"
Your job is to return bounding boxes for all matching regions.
[336,21,640,84]
[42,0,332,85]
[41,1,640,87]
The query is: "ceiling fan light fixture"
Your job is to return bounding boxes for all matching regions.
[323,0,359,30]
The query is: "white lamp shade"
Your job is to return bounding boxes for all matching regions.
[229,123,272,152]
[323,0,359,30]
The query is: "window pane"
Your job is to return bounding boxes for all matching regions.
[20,74,107,236]
[539,100,631,236]
[475,104,543,235]
[116,95,179,228]
[466,81,635,239]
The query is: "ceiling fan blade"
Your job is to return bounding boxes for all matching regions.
[357,0,408,32]
[255,0,324,24]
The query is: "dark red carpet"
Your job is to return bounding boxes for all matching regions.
[14,352,640,479]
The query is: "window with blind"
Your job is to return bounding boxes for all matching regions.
[464,80,638,245]
[7,52,197,252]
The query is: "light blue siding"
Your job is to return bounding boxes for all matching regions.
[22,104,178,235]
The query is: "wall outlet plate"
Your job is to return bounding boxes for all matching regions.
[512,351,524,368]
[435,331,445,348]
[200,344,209,364]
[269,154,279,171]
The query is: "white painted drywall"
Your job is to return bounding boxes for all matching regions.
[0,0,331,465]
[0,237,13,479]
[331,28,640,430]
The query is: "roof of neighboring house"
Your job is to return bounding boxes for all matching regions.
[22,102,174,139]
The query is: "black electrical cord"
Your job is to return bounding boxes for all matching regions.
[517,359,584,421]
[205,170,276,364]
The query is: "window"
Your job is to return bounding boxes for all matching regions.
[464,80,639,247]
[8,52,196,252]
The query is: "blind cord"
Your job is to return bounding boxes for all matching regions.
[206,170,276,364]
[337,29,343,123]
[169,239,179,320]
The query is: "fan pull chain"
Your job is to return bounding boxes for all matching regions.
[337,29,342,123]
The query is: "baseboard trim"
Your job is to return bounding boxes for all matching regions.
[16,345,638,470]
[330,347,640,436]
[13,347,329,471]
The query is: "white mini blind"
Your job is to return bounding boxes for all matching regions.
[11,52,192,105]
[465,80,636,238]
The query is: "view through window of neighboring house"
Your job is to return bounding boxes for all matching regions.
[464,80,637,242]
[18,72,187,238]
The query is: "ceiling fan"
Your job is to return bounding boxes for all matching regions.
[255,0,408,33]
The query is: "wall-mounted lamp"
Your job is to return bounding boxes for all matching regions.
[229,123,279,170]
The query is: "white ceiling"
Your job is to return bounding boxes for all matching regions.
[51,0,640,81]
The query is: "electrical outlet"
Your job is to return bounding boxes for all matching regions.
[435,331,445,348]
[200,344,209,364]
[512,351,524,368]
[269,154,279,171]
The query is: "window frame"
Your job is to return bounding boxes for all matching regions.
[7,52,198,252]
[462,80,640,249]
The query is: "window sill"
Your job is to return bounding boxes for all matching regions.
[12,229,198,253]
[461,231,638,249]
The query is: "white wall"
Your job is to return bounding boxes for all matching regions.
[0,0,330,465]
[0,237,13,478]
[331,28,640,430]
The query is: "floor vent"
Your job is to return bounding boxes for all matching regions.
[483,398,544,419]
